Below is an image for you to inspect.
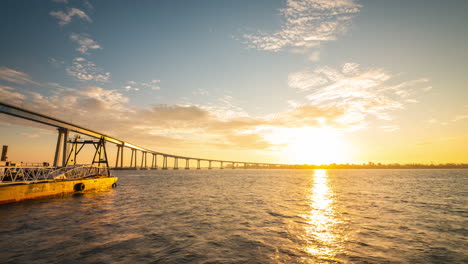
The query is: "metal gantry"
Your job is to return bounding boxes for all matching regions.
[0,101,296,170]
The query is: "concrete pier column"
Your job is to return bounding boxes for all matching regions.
[61,128,69,167]
[232,162,235,169]
[115,145,121,168]
[140,151,147,169]
[53,128,64,167]
[151,154,157,169]
[173,157,179,170]
[185,159,190,169]
[209,160,212,169]
[133,150,137,169]
[162,155,168,169]
[220,161,224,169]
[197,160,201,169]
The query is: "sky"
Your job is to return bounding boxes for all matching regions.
[0,0,467,165]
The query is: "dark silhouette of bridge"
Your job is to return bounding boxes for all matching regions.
[0,101,293,170]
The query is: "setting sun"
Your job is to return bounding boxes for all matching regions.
[268,127,350,165]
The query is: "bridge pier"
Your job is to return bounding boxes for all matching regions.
[162,155,168,170]
[220,161,224,169]
[208,160,212,169]
[185,159,190,169]
[140,151,147,169]
[232,162,235,169]
[244,163,247,169]
[130,149,139,169]
[173,157,179,170]
[151,154,157,169]
[53,128,69,167]
[197,159,201,169]
[115,144,124,168]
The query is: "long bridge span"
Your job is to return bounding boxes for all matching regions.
[0,101,294,170]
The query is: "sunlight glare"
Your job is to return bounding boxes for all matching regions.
[269,127,349,165]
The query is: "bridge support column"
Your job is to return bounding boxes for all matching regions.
[220,161,224,169]
[162,155,168,170]
[115,145,122,168]
[53,128,69,167]
[232,162,235,169]
[244,163,247,169]
[185,159,190,169]
[208,160,212,169]
[151,154,157,169]
[61,129,69,167]
[141,151,147,169]
[173,157,179,170]
[197,160,201,169]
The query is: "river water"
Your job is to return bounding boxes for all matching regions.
[0,169,466,263]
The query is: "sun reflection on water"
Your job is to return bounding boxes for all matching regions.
[303,169,340,261]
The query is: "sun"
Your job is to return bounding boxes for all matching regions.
[269,127,349,165]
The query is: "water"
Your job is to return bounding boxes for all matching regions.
[0,169,466,263]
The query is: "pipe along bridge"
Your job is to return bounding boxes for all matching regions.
[0,101,293,170]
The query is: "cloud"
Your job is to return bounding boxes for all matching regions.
[70,33,102,54]
[123,80,161,91]
[50,8,92,26]
[66,57,110,82]
[20,132,41,139]
[288,63,430,128]
[0,85,27,105]
[452,115,468,122]
[379,125,399,132]
[0,67,39,85]
[244,0,361,52]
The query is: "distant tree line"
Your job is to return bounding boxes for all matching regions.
[268,162,468,169]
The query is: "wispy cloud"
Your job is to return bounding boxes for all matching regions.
[123,80,161,91]
[0,67,40,85]
[288,63,430,129]
[452,115,468,122]
[50,8,92,26]
[0,85,27,104]
[70,33,102,54]
[244,0,361,52]
[66,57,110,82]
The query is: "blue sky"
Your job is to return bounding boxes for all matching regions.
[1,0,467,164]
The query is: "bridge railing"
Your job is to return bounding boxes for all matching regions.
[0,164,106,183]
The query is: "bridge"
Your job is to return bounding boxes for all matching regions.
[0,101,295,170]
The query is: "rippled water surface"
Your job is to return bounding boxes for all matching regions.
[0,169,467,263]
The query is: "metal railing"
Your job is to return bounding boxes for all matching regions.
[0,165,106,183]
